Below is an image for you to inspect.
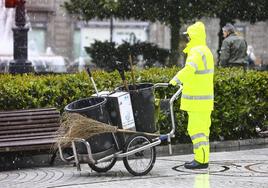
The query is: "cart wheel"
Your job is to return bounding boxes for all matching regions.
[88,157,117,173]
[123,134,156,176]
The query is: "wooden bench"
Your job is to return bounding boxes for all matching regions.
[0,108,60,164]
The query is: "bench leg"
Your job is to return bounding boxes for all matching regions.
[50,150,58,166]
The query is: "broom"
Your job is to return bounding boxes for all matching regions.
[56,113,160,148]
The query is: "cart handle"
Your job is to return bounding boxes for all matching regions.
[169,84,183,137]
[153,83,183,155]
[155,83,183,137]
[153,82,169,89]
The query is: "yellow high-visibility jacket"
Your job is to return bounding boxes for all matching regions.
[171,22,214,111]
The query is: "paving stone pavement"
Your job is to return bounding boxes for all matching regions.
[0,147,267,188]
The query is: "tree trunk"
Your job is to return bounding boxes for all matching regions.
[110,17,114,42]
[169,22,181,67]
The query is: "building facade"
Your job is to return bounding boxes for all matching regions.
[25,0,268,65]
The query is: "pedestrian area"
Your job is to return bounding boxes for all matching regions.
[0,147,267,188]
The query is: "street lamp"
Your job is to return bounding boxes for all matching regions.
[5,0,33,74]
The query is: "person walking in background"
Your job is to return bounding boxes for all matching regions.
[219,23,248,70]
[169,21,214,169]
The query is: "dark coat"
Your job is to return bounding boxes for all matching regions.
[219,33,248,67]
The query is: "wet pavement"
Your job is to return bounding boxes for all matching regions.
[0,147,267,188]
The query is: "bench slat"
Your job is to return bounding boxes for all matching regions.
[0,127,59,135]
[0,131,59,139]
[0,123,59,131]
[0,135,57,142]
[0,114,60,122]
[0,138,57,147]
[0,108,57,114]
[0,110,59,118]
[0,118,59,126]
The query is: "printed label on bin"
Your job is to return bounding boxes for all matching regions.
[118,93,135,129]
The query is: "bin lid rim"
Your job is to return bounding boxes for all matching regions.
[64,96,106,112]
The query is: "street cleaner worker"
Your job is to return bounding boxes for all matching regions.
[169,21,214,169]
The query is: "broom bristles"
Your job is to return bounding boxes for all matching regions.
[53,112,160,152]
[54,112,117,149]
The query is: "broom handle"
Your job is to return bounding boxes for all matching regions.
[115,61,129,92]
[118,69,129,92]
[117,129,160,137]
[123,80,129,92]
[129,54,136,90]
[86,67,99,96]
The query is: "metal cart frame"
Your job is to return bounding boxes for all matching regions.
[58,83,183,176]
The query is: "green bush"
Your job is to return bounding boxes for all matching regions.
[0,67,267,142]
[85,41,118,71]
[212,68,268,140]
[85,40,170,71]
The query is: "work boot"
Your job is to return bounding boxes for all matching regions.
[184,160,193,165]
[184,160,208,169]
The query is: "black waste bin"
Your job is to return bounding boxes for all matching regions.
[118,83,157,133]
[64,97,114,154]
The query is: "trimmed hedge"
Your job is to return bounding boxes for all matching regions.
[0,67,267,142]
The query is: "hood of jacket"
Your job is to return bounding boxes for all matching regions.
[183,21,207,54]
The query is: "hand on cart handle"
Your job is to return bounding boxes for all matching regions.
[168,83,176,89]
[154,82,182,89]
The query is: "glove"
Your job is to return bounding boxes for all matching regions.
[167,84,175,91]
[169,79,178,86]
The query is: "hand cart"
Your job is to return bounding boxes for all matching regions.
[58,83,182,176]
